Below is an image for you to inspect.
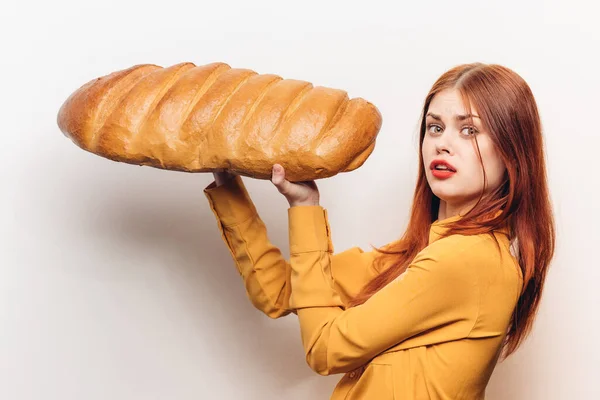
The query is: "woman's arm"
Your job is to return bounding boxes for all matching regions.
[287,205,481,375]
[204,175,380,318]
[205,175,291,318]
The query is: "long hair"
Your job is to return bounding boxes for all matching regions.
[347,63,555,359]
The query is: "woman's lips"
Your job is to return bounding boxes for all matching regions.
[429,159,457,171]
[429,159,457,179]
[431,169,456,179]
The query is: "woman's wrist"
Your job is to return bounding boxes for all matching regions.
[214,177,232,187]
[290,199,320,207]
[213,171,237,187]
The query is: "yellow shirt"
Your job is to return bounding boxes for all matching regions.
[204,175,523,400]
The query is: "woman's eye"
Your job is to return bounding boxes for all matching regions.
[428,124,442,134]
[461,126,478,136]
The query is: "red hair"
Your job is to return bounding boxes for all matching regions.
[348,63,556,359]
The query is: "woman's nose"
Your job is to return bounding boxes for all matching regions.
[435,142,451,155]
[434,130,454,155]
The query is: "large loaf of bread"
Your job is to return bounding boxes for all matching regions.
[57,62,382,181]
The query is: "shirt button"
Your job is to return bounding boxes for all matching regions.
[349,371,356,378]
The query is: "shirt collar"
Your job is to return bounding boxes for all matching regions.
[428,209,509,244]
[428,213,463,244]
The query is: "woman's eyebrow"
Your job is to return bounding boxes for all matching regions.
[456,113,481,121]
[426,112,442,121]
[426,112,481,121]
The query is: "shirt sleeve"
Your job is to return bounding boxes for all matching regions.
[203,176,380,318]
[204,175,291,318]
[287,205,481,376]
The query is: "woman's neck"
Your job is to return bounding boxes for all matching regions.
[437,199,475,221]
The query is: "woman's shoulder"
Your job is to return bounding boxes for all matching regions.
[417,230,520,280]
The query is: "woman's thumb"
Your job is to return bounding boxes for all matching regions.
[271,164,289,193]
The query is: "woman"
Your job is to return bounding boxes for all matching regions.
[203,63,555,399]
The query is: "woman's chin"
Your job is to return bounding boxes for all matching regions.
[430,183,459,200]
[431,187,473,206]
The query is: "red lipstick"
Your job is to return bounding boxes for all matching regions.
[430,159,457,179]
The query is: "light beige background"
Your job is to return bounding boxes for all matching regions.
[2,0,598,398]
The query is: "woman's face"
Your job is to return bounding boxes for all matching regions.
[422,88,506,215]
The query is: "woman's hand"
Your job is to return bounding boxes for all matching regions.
[271,164,320,207]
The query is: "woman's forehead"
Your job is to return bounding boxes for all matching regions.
[428,89,479,119]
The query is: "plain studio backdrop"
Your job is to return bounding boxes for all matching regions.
[2,0,598,399]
